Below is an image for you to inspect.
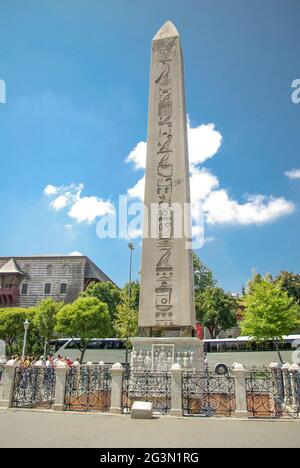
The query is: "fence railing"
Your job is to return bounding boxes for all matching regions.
[11,367,56,409]
[246,365,299,419]
[0,362,299,419]
[122,370,171,414]
[182,371,236,417]
[64,365,111,412]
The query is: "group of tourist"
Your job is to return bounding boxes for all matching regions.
[1,354,82,368]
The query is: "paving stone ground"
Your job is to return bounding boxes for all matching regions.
[0,409,299,448]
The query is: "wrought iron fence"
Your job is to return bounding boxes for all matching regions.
[294,372,300,414]
[122,371,172,414]
[182,371,236,417]
[11,366,56,409]
[246,367,299,419]
[65,365,111,412]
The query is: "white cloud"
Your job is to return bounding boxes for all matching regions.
[285,169,300,180]
[190,168,219,203]
[44,182,113,224]
[126,121,294,229]
[44,184,58,195]
[188,122,222,166]
[125,122,222,171]
[68,196,114,224]
[68,251,83,256]
[51,195,68,210]
[204,191,295,225]
[127,176,145,200]
[126,141,147,170]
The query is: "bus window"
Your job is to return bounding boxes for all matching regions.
[65,340,80,350]
[87,341,105,350]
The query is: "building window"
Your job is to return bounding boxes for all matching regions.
[60,283,67,294]
[44,283,51,295]
[21,283,28,295]
[46,265,53,277]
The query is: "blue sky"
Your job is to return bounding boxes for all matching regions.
[0,0,300,292]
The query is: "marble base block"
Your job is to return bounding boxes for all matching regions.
[130,337,204,372]
[131,401,153,419]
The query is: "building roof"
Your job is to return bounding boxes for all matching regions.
[85,258,114,283]
[0,258,24,275]
[0,255,114,284]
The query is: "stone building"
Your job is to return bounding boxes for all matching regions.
[0,255,113,308]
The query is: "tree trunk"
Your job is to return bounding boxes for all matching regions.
[80,348,86,365]
[274,340,284,364]
[43,339,48,360]
[208,328,217,339]
[7,342,13,357]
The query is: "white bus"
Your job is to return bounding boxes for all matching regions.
[50,335,300,366]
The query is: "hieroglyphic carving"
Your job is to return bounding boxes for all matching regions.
[153,38,177,326]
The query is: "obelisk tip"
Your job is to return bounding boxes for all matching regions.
[153,21,179,41]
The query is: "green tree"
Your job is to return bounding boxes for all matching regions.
[193,252,216,293]
[0,307,42,356]
[81,281,121,322]
[114,290,138,366]
[274,271,300,304]
[55,297,112,363]
[23,308,44,357]
[240,275,300,363]
[122,281,140,310]
[196,287,238,339]
[35,298,64,357]
[0,308,26,355]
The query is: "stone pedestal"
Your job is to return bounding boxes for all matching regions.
[232,363,248,418]
[52,365,68,412]
[130,337,204,372]
[0,365,16,408]
[110,363,124,414]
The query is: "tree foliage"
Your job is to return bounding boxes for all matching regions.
[35,297,63,339]
[193,252,216,293]
[114,290,138,345]
[0,308,26,355]
[240,275,300,362]
[274,271,300,304]
[195,287,238,339]
[0,307,43,356]
[81,281,121,322]
[55,297,112,363]
[122,281,140,311]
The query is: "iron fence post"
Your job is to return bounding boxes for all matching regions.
[0,365,17,408]
[110,362,124,414]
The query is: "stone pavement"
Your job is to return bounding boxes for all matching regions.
[0,409,299,448]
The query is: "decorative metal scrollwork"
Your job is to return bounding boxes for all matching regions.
[182,371,236,417]
[122,371,172,414]
[65,366,111,412]
[246,367,299,419]
[11,367,56,409]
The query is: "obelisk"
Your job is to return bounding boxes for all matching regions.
[131,21,203,371]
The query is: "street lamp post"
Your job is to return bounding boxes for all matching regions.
[128,242,134,299]
[126,243,135,368]
[22,319,30,360]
